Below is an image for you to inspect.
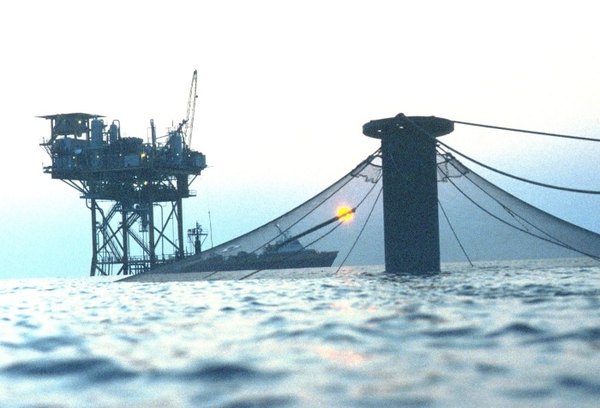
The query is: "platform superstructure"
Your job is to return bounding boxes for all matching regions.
[40,73,206,275]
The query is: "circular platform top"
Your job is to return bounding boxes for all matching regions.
[363,114,454,139]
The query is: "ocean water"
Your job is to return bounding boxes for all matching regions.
[1,259,599,407]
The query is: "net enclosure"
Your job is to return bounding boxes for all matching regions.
[149,131,600,275]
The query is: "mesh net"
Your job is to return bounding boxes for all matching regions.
[166,151,385,273]
[436,147,600,262]
[154,144,600,274]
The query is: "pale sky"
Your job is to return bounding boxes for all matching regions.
[1,0,599,278]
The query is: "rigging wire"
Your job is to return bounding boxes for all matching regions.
[212,166,355,258]
[239,158,384,280]
[438,199,473,267]
[178,149,381,280]
[438,149,583,252]
[437,139,600,194]
[244,148,382,256]
[404,115,600,194]
[438,159,600,261]
[335,183,383,274]
[451,120,600,143]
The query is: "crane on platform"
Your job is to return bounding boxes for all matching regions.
[182,69,198,148]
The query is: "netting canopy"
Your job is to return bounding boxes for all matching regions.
[436,147,600,263]
[158,150,385,274]
[153,138,600,275]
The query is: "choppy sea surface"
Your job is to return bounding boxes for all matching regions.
[1,258,599,407]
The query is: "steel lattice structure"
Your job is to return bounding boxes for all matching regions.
[40,112,206,276]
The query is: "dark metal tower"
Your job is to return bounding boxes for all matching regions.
[40,112,207,276]
[363,114,454,274]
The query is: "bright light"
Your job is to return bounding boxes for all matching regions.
[336,205,354,222]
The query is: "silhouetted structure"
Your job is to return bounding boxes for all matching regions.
[40,113,206,275]
[363,114,453,273]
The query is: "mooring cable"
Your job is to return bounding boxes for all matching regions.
[335,183,383,274]
[246,148,382,256]
[438,198,473,267]
[404,117,600,260]
[407,115,600,195]
[438,160,600,261]
[438,148,582,254]
[239,161,383,280]
[195,150,381,280]
[437,139,600,194]
[195,150,375,269]
[451,120,600,143]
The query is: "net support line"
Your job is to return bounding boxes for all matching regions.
[451,119,600,143]
[437,139,600,194]
[238,158,384,280]
[438,156,600,262]
[246,148,383,256]
[335,183,384,274]
[408,117,600,194]
[438,198,473,267]
[437,145,598,248]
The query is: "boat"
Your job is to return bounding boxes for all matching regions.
[185,228,338,272]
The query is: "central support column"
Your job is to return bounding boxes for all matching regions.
[363,114,453,274]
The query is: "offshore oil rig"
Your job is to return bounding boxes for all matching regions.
[40,71,206,276]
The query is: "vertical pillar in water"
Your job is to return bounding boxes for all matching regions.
[363,114,454,274]
[121,205,129,275]
[148,202,156,268]
[90,199,98,277]
[176,176,187,259]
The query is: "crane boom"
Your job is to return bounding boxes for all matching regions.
[184,70,198,148]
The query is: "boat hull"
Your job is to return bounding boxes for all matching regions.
[181,250,338,272]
